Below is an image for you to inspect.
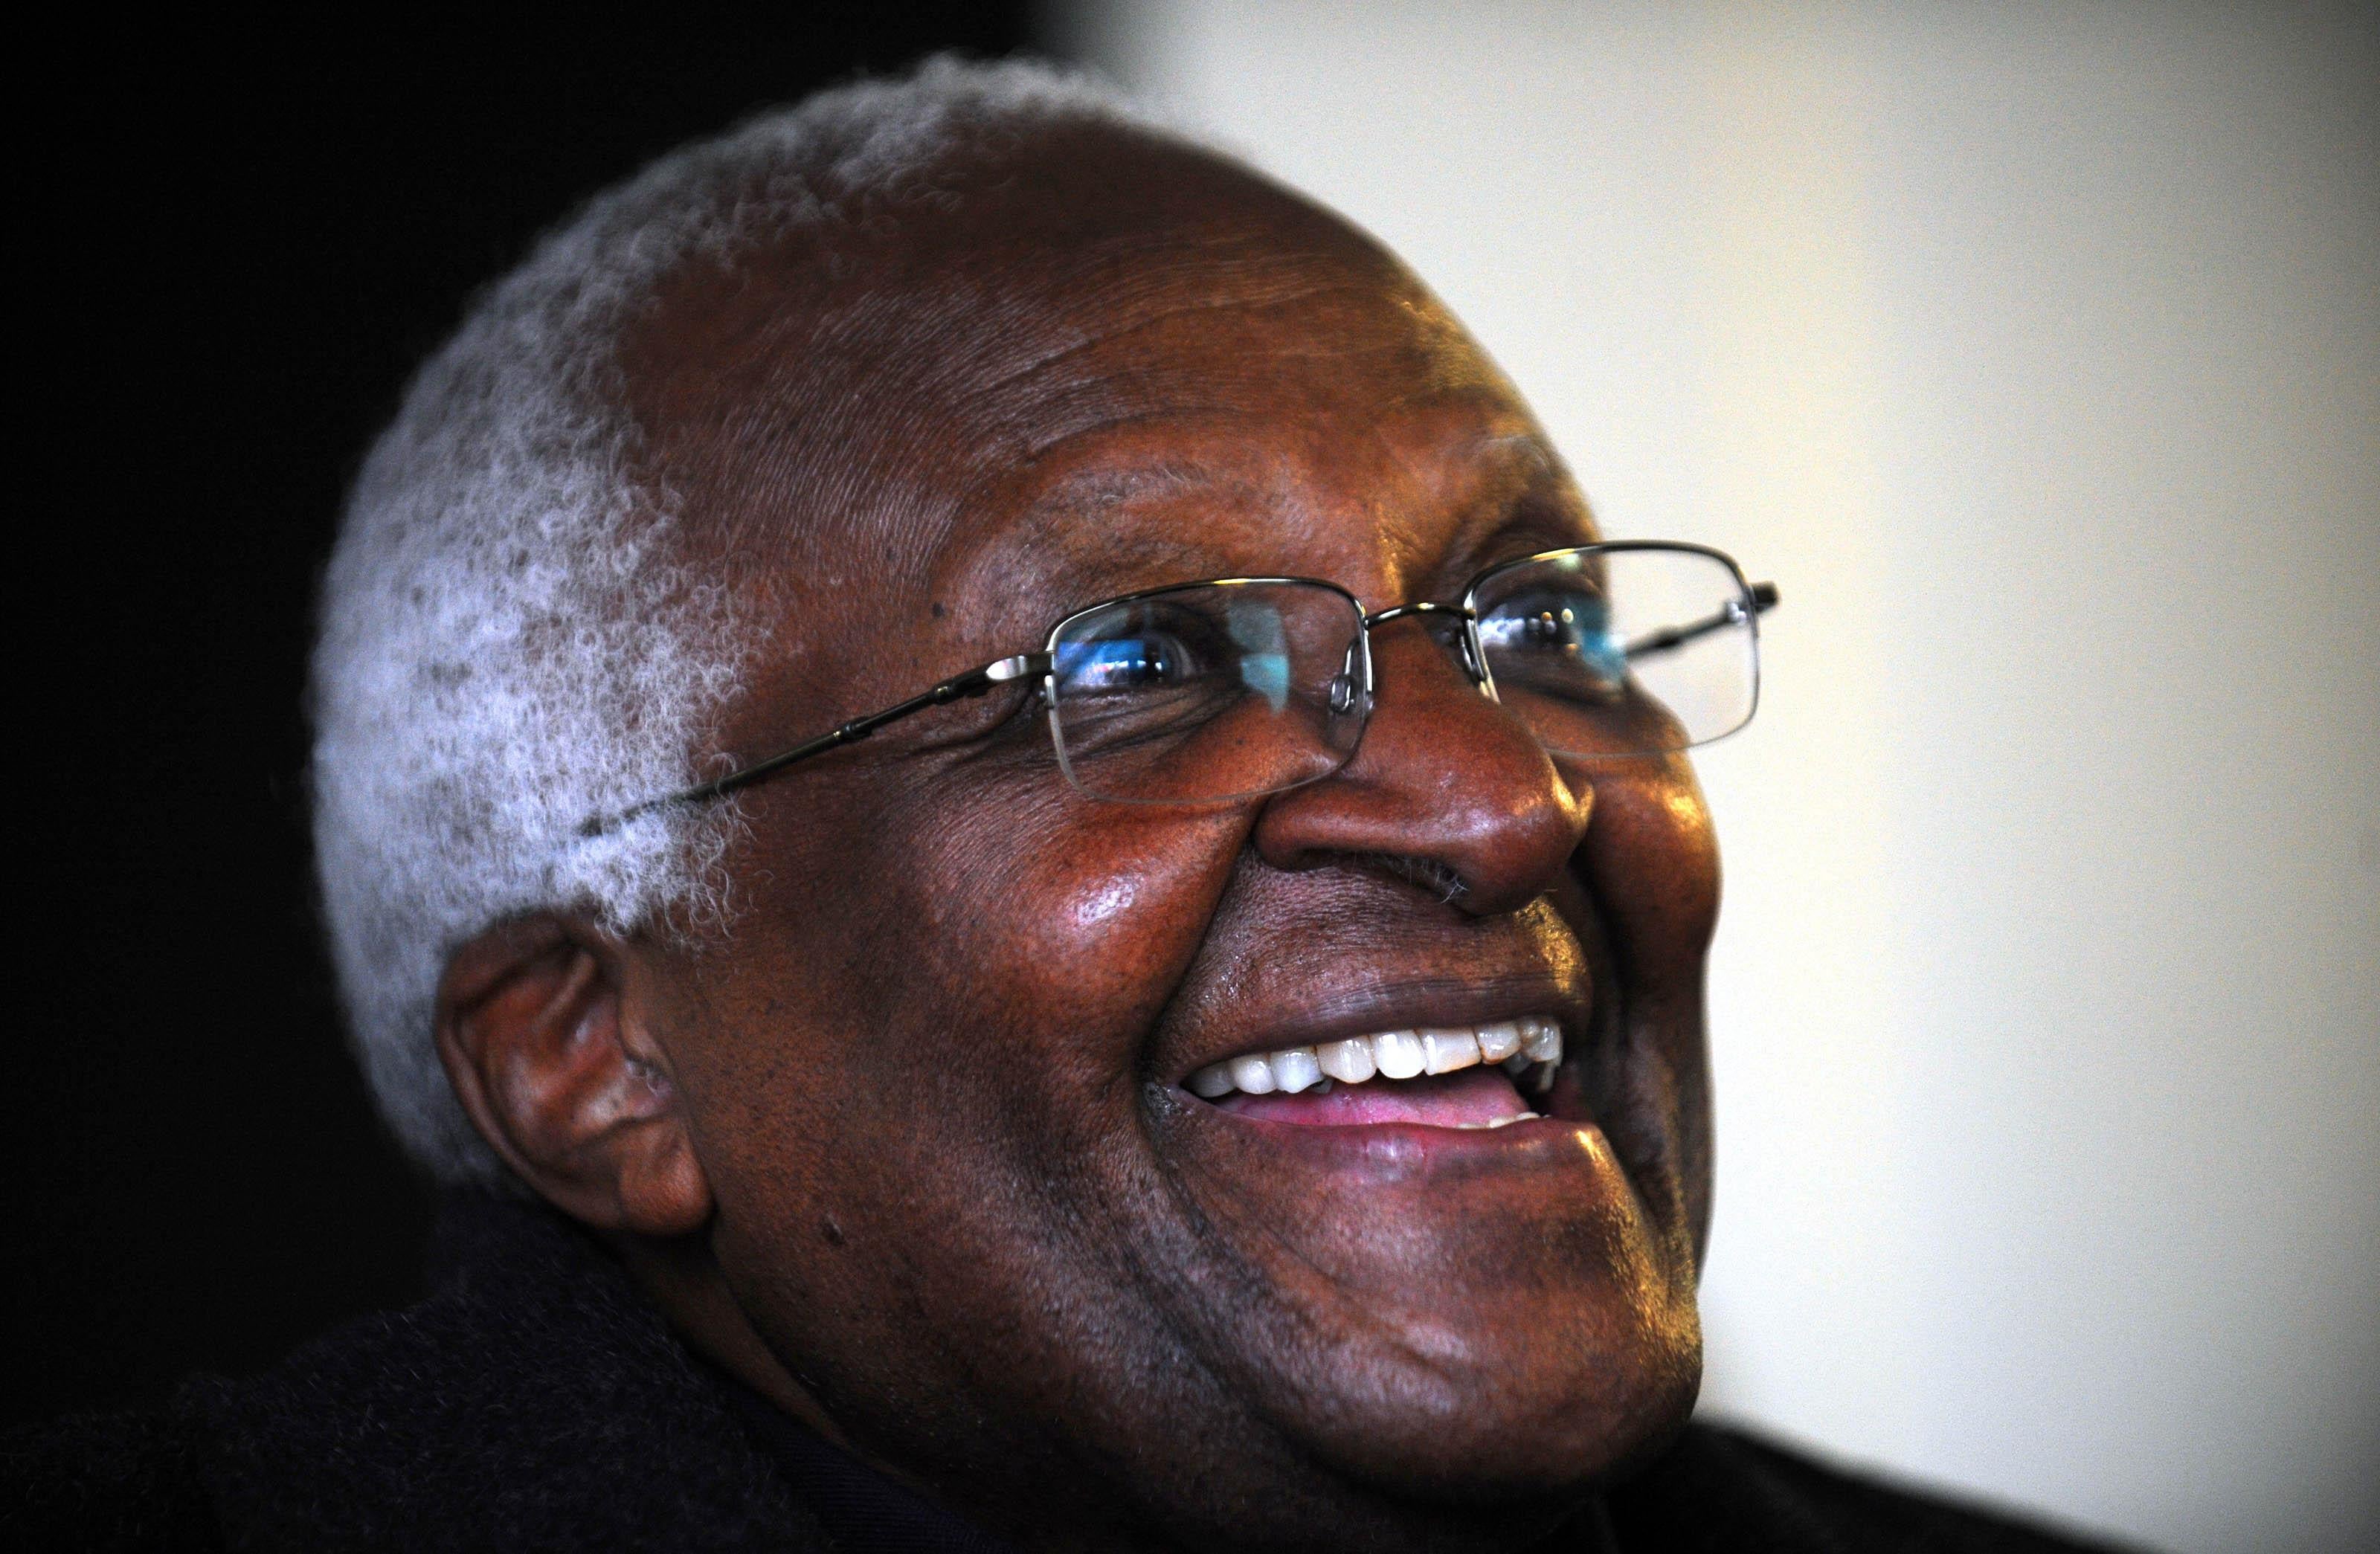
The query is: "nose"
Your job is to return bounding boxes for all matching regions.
[1250,616,1592,915]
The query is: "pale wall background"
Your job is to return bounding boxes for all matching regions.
[1048,4,2380,1550]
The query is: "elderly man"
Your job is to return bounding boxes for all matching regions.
[16,59,2117,1553]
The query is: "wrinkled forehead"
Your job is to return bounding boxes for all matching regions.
[619,123,1569,648]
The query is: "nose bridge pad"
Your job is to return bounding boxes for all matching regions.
[1446,619,1491,690]
[1328,651,1364,717]
[1322,636,1370,758]
[1415,613,1485,689]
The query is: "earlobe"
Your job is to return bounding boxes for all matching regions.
[435,917,714,1238]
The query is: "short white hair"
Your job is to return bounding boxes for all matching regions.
[311,58,1145,1186]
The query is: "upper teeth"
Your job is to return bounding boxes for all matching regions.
[1187,1016,1563,1100]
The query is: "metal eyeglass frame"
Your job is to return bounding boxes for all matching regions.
[584,541,1778,834]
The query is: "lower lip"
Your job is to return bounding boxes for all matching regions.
[1164,1093,1657,1269]
[1195,1109,1615,1182]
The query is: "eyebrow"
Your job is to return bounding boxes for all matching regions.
[1417,432,1588,573]
[1462,431,1560,470]
[1444,431,1566,510]
[994,457,1255,601]
[1029,457,1228,523]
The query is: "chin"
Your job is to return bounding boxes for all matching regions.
[1158,1323,1701,1554]
[1142,1135,1703,1547]
[1287,1248,1702,1503]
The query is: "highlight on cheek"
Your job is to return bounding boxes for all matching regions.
[1657,782,1714,843]
[1070,873,1142,932]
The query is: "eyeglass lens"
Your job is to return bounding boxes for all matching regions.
[1046,581,1368,803]
[1044,548,1758,803]
[1469,547,1757,763]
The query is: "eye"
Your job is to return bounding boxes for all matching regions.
[1476,589,1627,686]
[1052,633,1206,693]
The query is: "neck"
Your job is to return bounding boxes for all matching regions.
[611,1229,852,1449]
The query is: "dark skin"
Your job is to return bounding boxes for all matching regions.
[436,124,1720,1551]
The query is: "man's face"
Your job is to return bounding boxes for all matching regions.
[623,131,1719,1548]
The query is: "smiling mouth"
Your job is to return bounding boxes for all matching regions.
[1183,1016,1563,1130]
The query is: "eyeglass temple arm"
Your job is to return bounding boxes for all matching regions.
[1623,581,1780,660]
[579,651,1052,836]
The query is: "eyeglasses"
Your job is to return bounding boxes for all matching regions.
[591,541,1776,829]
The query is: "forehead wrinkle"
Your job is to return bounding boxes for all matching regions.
[641,199,1479,570]
[698,378,1577,658]
[956,276,1423,425]
[651,281,1371,613]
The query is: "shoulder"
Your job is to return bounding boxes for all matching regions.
[6,1197,826,1553]
[1606,1422,2147,1554]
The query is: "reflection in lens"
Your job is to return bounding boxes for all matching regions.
[1227,599,1291,712]
[1476,588,1627,697]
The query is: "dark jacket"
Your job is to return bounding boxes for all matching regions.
[6,1196,2133,1552]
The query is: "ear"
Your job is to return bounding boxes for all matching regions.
[434,915,713,1237]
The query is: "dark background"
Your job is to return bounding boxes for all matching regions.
[14,8,1042,1427]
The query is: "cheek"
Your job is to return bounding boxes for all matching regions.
[1577,763,1720,990]
[1576,761,1720,1253]
[912,793,1250,1052]
[661,785,1250,1262]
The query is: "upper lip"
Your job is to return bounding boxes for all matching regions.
[1160,972,1595,1086]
